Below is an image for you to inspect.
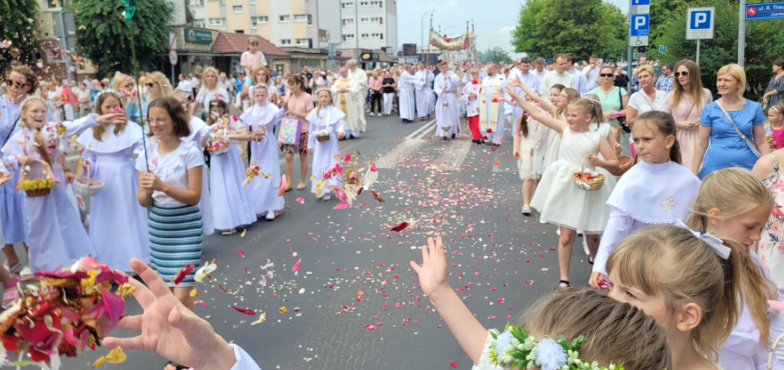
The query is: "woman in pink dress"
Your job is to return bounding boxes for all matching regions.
[661,59,713,171]
[281,75,314,191]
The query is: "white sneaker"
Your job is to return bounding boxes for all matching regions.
[221,228,237,236]
[539,219,548,225]
[369,112,374,116]
[266,212,276,221]
[323,194,332,201]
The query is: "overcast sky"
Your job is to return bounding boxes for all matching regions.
[395,0,630,56]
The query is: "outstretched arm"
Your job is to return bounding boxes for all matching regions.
[508,79,556,114]
[506,86,567,134]
[410,236,488,364]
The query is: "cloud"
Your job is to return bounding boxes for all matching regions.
[498,26,516,34]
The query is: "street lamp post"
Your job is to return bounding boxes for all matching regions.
[421,10,435,54]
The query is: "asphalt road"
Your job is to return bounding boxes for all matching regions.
[37,113,594,369]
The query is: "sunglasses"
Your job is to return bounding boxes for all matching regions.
[5,79,27,88]
[600,73,614,77]
[145,82,156,87]
[675,72,689,77]
[125,84,134,89]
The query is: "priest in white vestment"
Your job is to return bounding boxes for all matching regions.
[331,67,361,138]
[479,63,508,146]
[434,62,460,139]
[347,59,368,132]
[398,65,417,123]
[414,62,435,120]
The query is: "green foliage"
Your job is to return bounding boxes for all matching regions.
[0,0,42,71]
[511,0,628,61]
[649,0,688,41]
[72,0,173,75]
[477,47,514,65]
[647,0,784,101]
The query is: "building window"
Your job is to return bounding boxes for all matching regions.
[370,17,382,23]
[296,38,310,46]
[233,5,242,12]
[342,2,354,8]
[281,39,292,45]
[251,16,269,28]
[294,14,307,22]
[361,33,369,38]
[191,0,204,6]
[235,30,244,34]
[279,15,290,22]
[249,0,255,3]
[371,33,384,39]
[193,19,206,28]
[359,1,368,5]
[360,17,369,23]
[342,34,355,41]
[307,14,313,25]
[370,0,382,6]
[342,18,354,25]
[209,18,227,30]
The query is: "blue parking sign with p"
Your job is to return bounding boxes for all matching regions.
[630,14,649,36]
[691,10,712,29]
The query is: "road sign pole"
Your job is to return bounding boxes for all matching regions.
[739,0,746,66]
[627,0,632,78]
[696,39,701,66]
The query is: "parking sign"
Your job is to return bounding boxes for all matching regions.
[629,14,649,46]
[686,7,715,40]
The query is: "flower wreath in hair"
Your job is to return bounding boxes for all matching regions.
[488,324,624,370]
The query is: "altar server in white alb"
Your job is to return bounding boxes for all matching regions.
[240,84,287,219]
[415,62,435,121]
[307,88,346,200]
[434,61,461,139]
[478,62,508,146]
[397,65,418,123]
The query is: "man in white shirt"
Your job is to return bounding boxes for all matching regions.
[414,62,435,120]
[583,54,601,91]
[534,58,548,81]
[397,65,417,123]
[539,54,575,96]
[566,53,589,96]
[507,57,540,133]
[176,74,192,100]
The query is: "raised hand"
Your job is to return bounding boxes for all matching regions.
[103,259,236,370]
[409,236,450,298]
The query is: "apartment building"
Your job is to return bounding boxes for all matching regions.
[318,0,397,53]
[192,0,319,48]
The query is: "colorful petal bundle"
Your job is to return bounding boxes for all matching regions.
[0,257,135,369]
[315,151,382,209]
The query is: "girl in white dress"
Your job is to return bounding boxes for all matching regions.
[512,112,537,215]
[508,88,620,288]
[1,97,111,272]
[590,111,701,288]
[239,85,286,219]
[204,100,256,235]
[78,92,150,271]
[410,236,671,370]
[684,169,778,370]
[606,220,773,370]
[306,89,345,200]
[172,91,214,235]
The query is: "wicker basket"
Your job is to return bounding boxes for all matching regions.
[571,154,605,191]
[613,155,634,176]
[73,172,103,197]
[25,188,51,197]
[316,135,330,142]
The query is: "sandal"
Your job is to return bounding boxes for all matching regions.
[558,280,570,288]
[296,182,307,190]
[3,261,22,274]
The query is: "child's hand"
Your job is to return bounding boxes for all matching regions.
[95,113,126,125]
[513,151,520,159]
[409,236,450,299]
[0,172,11,186]
[589,271,605,289]
[585,153,600,167]
[139,172,165,192]
[614,143,622,154]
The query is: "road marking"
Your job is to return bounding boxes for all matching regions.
[405,119,436,140]
[438,139,472,171]
[375,139,426,169]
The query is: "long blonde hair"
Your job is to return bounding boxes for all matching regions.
[92,92,128,141]
[606,225,744,359]
[520,288,671,369]
[20,97,54,168]
[685,168,776,347]
[147,71,172,97]
[202,67,219,90]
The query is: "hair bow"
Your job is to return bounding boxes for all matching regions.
[674,220,730,259]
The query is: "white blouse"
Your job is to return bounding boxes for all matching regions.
[135,140,204,207]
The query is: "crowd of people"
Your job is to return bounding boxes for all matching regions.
[6,36,784,369]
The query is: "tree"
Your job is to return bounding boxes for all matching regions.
[647,0,784,101]
[649,0,688,41]
[72,0,173,75]
[477,47,514,65]
[0,0,42,71]
[511,0,627,62]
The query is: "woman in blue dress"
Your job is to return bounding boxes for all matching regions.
[693,64,770,179]
[0,65,37,272]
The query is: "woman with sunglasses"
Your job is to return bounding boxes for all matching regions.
[661,60,713,171]
[142,72,173,118]
[0,65,39,274]
[590,65,630,155]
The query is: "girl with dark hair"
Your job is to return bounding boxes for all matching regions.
[764,59,784,108]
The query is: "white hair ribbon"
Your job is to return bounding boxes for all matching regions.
[674,220,731,259]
